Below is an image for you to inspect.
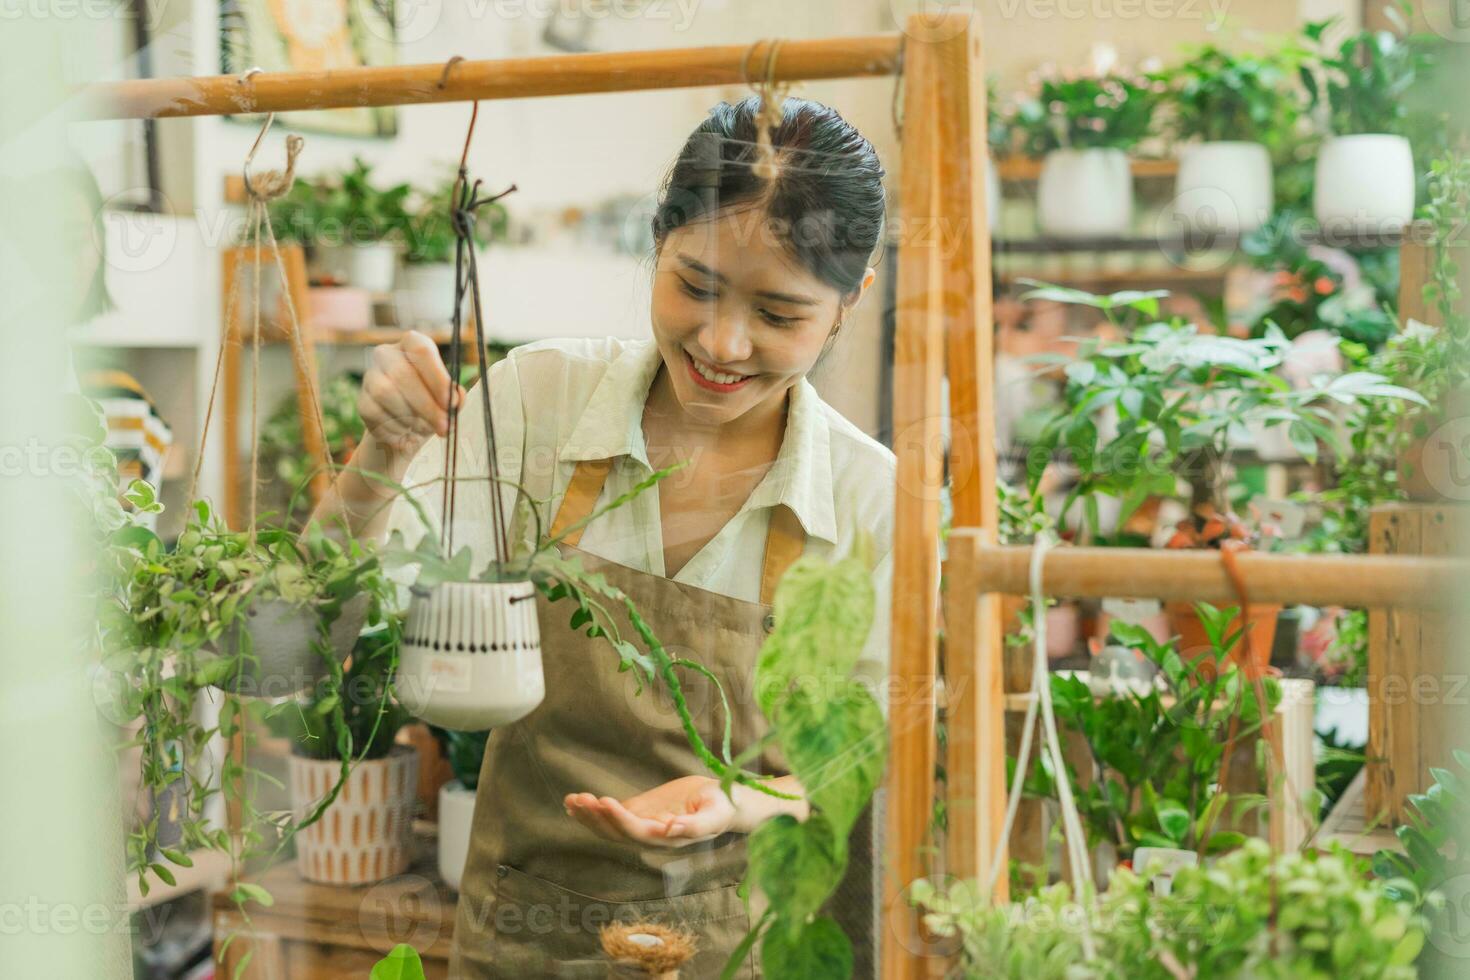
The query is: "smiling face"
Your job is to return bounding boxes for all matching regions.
[649,206,874,431]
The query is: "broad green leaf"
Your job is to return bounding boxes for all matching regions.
[761,915,854,980]
[748,815,844,922]
[370,944,428,980]
[779,685,887,836]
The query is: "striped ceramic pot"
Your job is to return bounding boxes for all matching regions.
[289,744,418,885]
[397,580,545,732]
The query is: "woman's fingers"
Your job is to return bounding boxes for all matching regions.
[564,793,627,843]
[598,796,669,844]
[369,344,453,434]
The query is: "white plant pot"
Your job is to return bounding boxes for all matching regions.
[398,580,545,731]
[1037,148,1133,239]
[437,779,477,891]
[1173,141,1273,234]
[319,243,400,292]
[203,594,369,698]
[289,744,418,885]
[1314,135,1415,235]
[399,262,458,327]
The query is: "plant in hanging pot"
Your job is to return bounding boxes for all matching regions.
[400,170,511,327]
[1300,11,1434,235]
[1156,42,1304,235]
[1010,72,1158,239]
[429,726,488,890]
[266,619,419,885]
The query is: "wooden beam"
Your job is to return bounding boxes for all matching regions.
[883,18,946,980]
[931,16,1007,903]
[81,35,902,121]
[963,536,1466,609]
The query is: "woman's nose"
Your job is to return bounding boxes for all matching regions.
[699,309,753,365]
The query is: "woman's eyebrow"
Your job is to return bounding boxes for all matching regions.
[676,253,820,306]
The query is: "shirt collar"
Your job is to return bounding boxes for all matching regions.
[558,339,838,545]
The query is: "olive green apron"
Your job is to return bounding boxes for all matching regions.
[449,456,805,978]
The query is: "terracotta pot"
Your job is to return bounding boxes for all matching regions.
[1165,601,1281,675]
[203,594,369,698]
[289,743,418,885]
[307,286,373,332]
[398,580,545,731]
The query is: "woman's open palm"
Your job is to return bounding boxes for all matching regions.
[564,776,736,848]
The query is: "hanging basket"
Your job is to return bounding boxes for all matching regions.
[397,580,545,731]
[202,593,369,698]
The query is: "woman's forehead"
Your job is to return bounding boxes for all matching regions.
[663,210,828,292]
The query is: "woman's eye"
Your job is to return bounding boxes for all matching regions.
[759,309,797,327]
[678,278,715,300]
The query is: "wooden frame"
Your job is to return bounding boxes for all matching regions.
[84,17,1470,980]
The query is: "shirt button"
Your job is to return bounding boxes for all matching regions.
[496,864,508,878]
[762,613,776,634]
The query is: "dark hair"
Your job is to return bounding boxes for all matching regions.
[651,96,886,300]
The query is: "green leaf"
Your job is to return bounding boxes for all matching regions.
[1157,803,1190,843]
[779,685,887,837]
[748,815,844,922]
[149,863,176,887]
[370,944,427,980]
[761,916,854,980]
[756,555,875,716]
[231,882,275,908]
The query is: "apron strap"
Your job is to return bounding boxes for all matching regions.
[549,458,806,605]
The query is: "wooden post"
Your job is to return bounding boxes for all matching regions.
[1366,503,1468,824]
[929,15,1007,902]
[279,245,332,509]
[883,17,946,980]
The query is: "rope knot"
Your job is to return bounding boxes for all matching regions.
[245,133,304,202]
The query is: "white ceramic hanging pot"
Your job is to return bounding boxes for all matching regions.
[437,779,477,891]
[1037,148,1133,239]
[399,262,457,327]
[1173,141,1273,234]
[1314,134,1415,235]
[204,594,369,698]
[290,743,418,885]
[398,580,545,732]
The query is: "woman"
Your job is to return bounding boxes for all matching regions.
[315,96,896,977]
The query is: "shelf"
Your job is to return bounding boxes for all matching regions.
[997,266,1231,290]
[127,846,234,912]
[995,156,1177,182]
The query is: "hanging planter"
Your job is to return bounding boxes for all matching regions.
[1037,148,1133,239]
[203,592,370,698]
[397,580,544,730]
[289,743,418,885]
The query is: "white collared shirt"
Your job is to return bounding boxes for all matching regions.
[388,336,896,687]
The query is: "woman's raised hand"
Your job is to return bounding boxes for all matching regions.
[358,330,466,457]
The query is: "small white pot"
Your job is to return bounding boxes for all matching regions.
[1174,141,1273,234]
[1037,148,1133,239]
[398,580,545,731]
[437,779,477,891]
[319,243,400,292]
[203,594,369,698]
[289,744,418,885]
[1132,846,1199,896]
[1314,135,1416,235]
[399,262,458,327]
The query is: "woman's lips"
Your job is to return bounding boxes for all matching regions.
[684,350,755,393]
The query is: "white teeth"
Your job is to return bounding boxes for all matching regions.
[690,354,747,385]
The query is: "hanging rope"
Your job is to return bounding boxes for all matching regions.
[439,101,518,564]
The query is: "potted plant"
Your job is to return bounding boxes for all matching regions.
[1158,43,1303,234]
[310,158,412,294]
[430,727,488,890]
[268,619,419,885]
[1044,611,1281,873]
[400,171,510,327]
[916,838,1428,978]
[1020,280,1424,669]
[1301,12,1434,234]
[1010,73,1157,238]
